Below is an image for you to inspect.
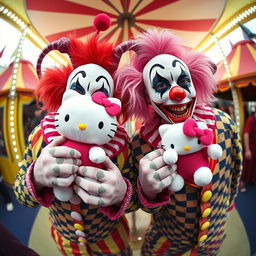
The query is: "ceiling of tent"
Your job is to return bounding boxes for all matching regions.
[23,0,226,48]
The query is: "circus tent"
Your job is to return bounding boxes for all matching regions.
[24,0,225,48]
[215,39,256,100]
[0,59,39,183]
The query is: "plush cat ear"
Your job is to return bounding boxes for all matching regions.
[159,124,172,138]
[62,90,79,102]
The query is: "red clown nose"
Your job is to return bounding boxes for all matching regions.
[169,86,186,102]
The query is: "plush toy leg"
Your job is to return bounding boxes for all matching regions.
[194,167,213,186]
[168,174,184,192]
[53,187,73,202]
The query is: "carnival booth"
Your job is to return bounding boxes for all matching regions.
[214,39,256,135]
[0,59,39,184]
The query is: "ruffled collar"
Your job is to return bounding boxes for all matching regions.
[40,113,128,159]
[141,104,216,149]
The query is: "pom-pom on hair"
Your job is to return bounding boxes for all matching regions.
[115,29,217,123]
[93,13,111,33]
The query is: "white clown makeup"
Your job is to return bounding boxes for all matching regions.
[143,54,197,124]
[66,63,114,98]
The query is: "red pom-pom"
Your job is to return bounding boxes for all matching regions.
[93,13,111,32]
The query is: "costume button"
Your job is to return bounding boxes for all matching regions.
[199,235,208,243]
[202,208,211,218]
[74,223,84,231]
[71,211,82,221]
[78,237,86,243]
[70,194,82,205]
[201,221,210,231]
[201,191,212,202]
[75,230,86,237]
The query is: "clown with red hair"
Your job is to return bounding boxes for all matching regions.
[115,30,242,256]
[14,14,134,256]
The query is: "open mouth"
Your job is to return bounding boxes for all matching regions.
[155,98,196,123]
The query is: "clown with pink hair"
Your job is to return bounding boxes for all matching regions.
[115,30,242,256]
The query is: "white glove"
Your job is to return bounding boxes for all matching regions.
[73,156,127,207]
[139,149,174,200]
[33,136,82,192]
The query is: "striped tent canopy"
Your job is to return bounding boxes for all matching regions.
[0,59,39,95]
[24,0,225,48]
[215,40,256,96]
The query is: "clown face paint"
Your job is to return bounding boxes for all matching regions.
[66,63,114,97]
[143,54,196,123]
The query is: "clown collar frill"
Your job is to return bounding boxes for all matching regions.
[141,104,216,149]
[40,113,128,159]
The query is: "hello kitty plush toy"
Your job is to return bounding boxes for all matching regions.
[51,91,121,201]
[159,118,223,192]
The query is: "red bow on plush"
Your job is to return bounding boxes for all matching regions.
[183,118,213,145]
[92,92,121,116]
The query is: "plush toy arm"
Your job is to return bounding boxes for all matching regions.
[207,144,223,160]
[163,148,178,164]
[89,147,107,164]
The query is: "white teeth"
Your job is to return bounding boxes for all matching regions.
[172,106,187,112]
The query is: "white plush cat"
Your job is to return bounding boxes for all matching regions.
[159,118,223,192]
[53,90,121,201]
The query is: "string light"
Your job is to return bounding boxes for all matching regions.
[198,5,256,52]
[212,34,241,134]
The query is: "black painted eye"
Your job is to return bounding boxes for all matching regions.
[65,114,69,122]
[70,80,85,95]
[94,84,109,97]
[170,144,175,149]
[198,139,201,144]
[152,72,170,96]
[98,121,104,129]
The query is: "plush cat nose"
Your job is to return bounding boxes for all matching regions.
[184,145,190,151]
[169,86,186,102]
[78,123,87,130]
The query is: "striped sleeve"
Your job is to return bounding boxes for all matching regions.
[13,126,44,208]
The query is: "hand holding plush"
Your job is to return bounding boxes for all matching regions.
[159,118,223,192]
[53,90,121,202]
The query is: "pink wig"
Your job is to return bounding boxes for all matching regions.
[115,30,217,124]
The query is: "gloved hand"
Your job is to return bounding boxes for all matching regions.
[73,156,127,207]
[139,149,176,200]
[33,136,82,192]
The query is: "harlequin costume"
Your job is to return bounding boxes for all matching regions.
[115,30,242,255]
[131,107,241,255]
[14,14,138,256]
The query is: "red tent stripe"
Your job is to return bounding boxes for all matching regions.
[22,62,39,89]
[136,19,216,31]
[26,0,117,18]
[0,63,13,90]
[134,0,178,16]
[238,43,256,76]
[46,26,96,42]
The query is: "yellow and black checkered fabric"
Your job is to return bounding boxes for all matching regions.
[13,125,137,253]
[130,108,242,256]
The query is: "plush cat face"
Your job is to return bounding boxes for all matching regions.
[55,90,121,145]
[159,121,208,155]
